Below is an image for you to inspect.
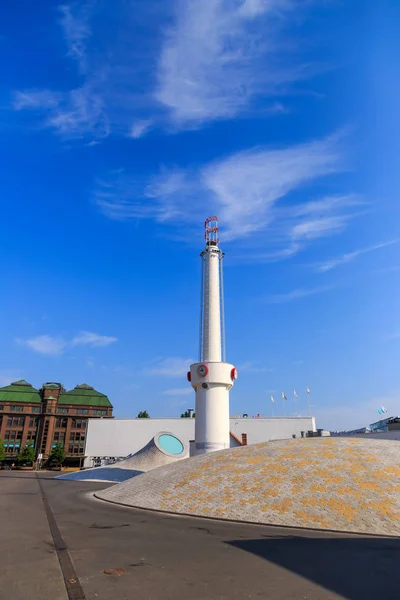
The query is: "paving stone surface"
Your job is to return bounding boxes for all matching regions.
[97,437,400,536]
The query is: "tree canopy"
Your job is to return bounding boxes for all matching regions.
[137,410,150,418]
[0,438,5,462]
[17,444,36,466]
[181,410,195,418]
[49,442,65,467]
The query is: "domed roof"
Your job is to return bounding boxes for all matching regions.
[97,437,400,536]
[0,379,41,403]
[58,383,112,407]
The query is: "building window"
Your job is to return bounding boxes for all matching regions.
[57,408,69,414]
[27,430,36,442]
[53,431,65,443]
[4,430,22,441]
[7,416,25,427]
[77,409,89,415]
[71,418,87,429]
[93,409,107,416]
[55,417,68,428]
[29,417,37,427]
[0,405,3,410]
[69,432,86,442]
[31,406,41,413]
[10,405,23,412]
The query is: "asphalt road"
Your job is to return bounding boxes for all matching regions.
[0,471,399,600]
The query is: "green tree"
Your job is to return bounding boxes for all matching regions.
[180,411,195,418]
[137,411,150,418]
[0,437,5,462]
[49,442,65,468]
[17,444,36,466]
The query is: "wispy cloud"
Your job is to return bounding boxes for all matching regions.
[315,240,399,273]
[162,388,192,396]
[59,2,93,70]
[16,331,117,356]
[13,85,109,139]
[146,357,194,378]
[155,0,313,127]
[12,0,332,138]
[265,285,334,303]
[71,331,117,347]
[95,133,359,258]
[16,335,68,356]
[129,119,153,139]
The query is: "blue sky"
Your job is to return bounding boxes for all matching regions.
[0,0,399,430]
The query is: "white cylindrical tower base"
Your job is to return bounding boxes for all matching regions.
[194,385,230,454]
[190,361,236,455]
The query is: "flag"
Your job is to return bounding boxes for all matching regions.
[282,392,287,400]
[293,390,298,398]
[381,406,388,413]
[306,386,311,394]
[270,395,275,403]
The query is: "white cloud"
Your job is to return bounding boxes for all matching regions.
[71,331,118,347]
[266,285,334,303]
[129,119,153,139]
[13,85,109,139]
[16,335,67,356]
[95,133,357,257]
[163,388,192,396]
[12,0,331,137]
[13,90,61,110]
[16,331,117,356]
[59,2,93,70]
[155,0,304,127]
[146,357,194,378]
[315,240,399,273]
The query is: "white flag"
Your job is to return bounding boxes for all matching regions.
[270,395,275,403]
[306,386,311,394]
[282,392,287,400]
[293,390,298,398]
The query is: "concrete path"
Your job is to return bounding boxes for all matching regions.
[0,472,67,600]
[1,471,400,600]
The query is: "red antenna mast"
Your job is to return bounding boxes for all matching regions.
[204,216,219,246]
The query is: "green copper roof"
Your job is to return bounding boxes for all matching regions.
[58,384,112,407]
[0,380,42,404]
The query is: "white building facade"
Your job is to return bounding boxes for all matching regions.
[83,416,316,467]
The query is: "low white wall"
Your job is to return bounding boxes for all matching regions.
[84,416,316,467]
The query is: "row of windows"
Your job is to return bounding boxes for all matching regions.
[67,444,85,454]
[55,417,88,429]
[69,432,86,442]
[3,429,36,441]
[4,430,23,441]
[3,416,38,427]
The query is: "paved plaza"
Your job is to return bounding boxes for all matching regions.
[1,470,400,599]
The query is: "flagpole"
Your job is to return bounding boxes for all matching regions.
[307,386,311,416]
